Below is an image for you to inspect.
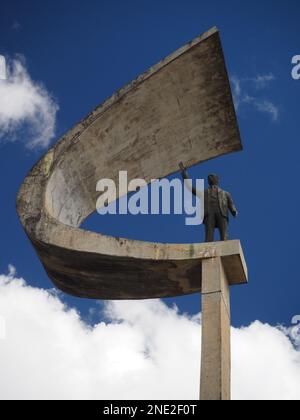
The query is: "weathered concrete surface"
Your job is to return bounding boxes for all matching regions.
[17,27,246,299]
[200,257,231,401]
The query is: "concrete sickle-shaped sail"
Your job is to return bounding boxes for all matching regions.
[17,27,247,300]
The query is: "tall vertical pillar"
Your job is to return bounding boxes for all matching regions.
[200,257,231,401]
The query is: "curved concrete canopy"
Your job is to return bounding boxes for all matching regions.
[17,27,247,300]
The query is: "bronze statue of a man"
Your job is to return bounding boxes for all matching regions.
[179,163,238,242]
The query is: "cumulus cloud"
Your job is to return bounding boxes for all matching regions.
[231,74,279,122]
[0,267,299,400]
[0,55,6,80]
[0,57,59,149]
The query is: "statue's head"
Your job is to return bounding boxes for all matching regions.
[208,174,220,187]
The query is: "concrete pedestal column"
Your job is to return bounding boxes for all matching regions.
[200,257,231,401]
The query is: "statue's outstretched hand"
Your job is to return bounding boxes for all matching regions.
[179,162,186,173]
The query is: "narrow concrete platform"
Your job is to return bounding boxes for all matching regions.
[35,238,247,299]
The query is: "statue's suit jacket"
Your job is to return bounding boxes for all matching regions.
[181,169,237,221]
[204,187,237,220]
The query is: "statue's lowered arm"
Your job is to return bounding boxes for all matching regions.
[227,193,238,217]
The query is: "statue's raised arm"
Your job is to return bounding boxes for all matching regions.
[179,162,197,196]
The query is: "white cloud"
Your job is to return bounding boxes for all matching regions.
[12,20,22,32]
[0,57,59,149]
[232,322,300,400]
[255,100,279,122]
[0,55,6,80]
[231,76,242,110]
[280,317,300,349]
[231,74,279,122]
[252,74,275,89]
[0,267,299,400]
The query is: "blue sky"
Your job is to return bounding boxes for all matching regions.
[0,0,299,330]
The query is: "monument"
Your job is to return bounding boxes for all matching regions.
[17,27,248,400]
